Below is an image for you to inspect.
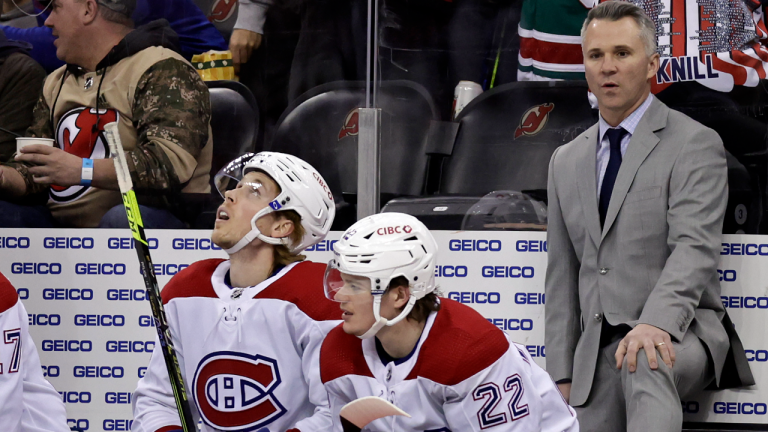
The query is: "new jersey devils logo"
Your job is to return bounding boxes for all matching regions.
[210,0,237,23]
[338,109,359,140]
[51,107,118,202]
[193,352,286,432]
[514,103,554,139]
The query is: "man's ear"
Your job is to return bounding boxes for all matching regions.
[646,52,660,81]
[82,0,99,25]
[270,217,295,240]
[391,285,411,309]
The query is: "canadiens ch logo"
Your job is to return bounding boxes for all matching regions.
[338,109,359,140]
[514,103,554,139]
[193,352,286,431]
[210,0,237,23]
[52,107,119,202]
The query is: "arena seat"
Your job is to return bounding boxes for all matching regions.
[184,80,260,228]
[384,81,597,230]
[207,80,260,183]
[656,82,768,234]
[269,80,439,229]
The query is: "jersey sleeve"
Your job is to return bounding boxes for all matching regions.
[132,302,193,432]
[287,305,337,432]
[324,384,349,432]
[443,338,578,432]
[0,293,26,431]
[0,290,68,431]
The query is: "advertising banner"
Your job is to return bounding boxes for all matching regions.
[0,229,764,429]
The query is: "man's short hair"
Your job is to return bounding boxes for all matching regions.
[581,1,657,56]
[96,0,134,26]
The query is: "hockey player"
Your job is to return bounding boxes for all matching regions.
[132,151,338,432]
[320,213,579,432]
[0,271,69,432]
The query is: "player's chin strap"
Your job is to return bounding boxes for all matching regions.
[224,206,290,255]
[357,295,418,340]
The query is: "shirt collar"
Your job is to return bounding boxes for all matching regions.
[598,93,654,144]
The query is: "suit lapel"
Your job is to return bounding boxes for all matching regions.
[601,98,668,240]
[576,124,602,247]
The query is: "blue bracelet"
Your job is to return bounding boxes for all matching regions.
[80,158,94,186]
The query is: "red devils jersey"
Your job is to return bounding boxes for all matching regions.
[519,0,768,93]
[50,107,119,203]
[33,45,212,227]
[320,299,578,432]
[132,259,341,432]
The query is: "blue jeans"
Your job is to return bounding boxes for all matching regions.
[0,200,185,228]
[98,204,186,229]
[0,200,56,227]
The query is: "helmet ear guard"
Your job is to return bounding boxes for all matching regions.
[324,213,438,339]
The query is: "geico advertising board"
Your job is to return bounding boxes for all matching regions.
[0,229,764,429]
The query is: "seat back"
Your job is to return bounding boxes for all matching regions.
[207,80,260,184]
[656,82,768,233]
[441,81,597,196]
[270,80,438,200]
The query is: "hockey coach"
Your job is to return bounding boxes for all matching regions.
[544,2,753,432]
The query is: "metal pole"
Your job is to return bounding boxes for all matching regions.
[358,0,380,219]
[357,108,380,219]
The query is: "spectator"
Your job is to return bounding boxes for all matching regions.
[0,28,45,161]
[0,0,213,228]
[0,0,36,28]
[0,271,70,432]
[193,0,268,63]
[228,0,269,72]
[0,0,227,72]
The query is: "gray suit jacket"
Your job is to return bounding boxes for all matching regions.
[545,97,751,407]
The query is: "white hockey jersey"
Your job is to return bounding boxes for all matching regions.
[320,298,578,432]
[133,259,342,432]
[0,272,69,432]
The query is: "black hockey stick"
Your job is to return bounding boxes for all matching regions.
[104,122,196,432]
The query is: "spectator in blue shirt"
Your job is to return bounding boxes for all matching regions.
[1,0,227,71]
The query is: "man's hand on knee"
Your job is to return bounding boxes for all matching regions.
[556,382,571,403]
[614,323,675,372]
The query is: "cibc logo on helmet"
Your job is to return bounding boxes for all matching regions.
[376,225,413,236]
[312,172,333,201]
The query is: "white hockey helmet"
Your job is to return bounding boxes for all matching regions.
[214,151,336,255]
[324,213,438,339]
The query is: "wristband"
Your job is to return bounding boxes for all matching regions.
[80,158,94,186]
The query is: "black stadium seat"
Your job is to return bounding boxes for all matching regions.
[269,80,439,229]
[655,81,768,234]
[183,80,260,228]
[384,81,598,230]
[207,80,260,184]
[443,80,597,196]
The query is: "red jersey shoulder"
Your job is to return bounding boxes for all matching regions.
[407,298,509,386]
[255,261,340,322]
[320,323,373,384]
[0,272,18,313]
[161,258,224,305]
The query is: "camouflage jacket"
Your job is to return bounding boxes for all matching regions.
[4,21,213,227]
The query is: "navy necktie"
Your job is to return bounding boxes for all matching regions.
[599,127,627,227]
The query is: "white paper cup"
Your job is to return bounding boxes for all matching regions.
[16,137,55,152]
